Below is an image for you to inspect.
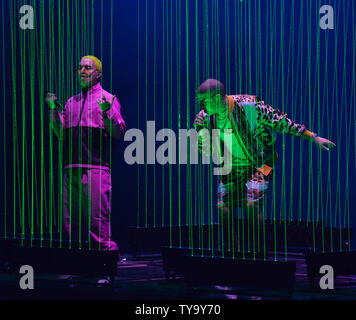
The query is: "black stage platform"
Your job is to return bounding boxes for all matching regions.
[1,251,356,300]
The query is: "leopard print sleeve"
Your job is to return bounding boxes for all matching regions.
[255,98,306,137]
[232,94,262,105]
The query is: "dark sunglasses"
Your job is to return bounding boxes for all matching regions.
[75,65,94,73]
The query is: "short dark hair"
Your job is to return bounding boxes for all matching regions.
[198,79,225,95]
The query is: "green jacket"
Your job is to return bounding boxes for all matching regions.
[195,94,307,174]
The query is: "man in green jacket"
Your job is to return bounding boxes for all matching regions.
[194,79,336,255]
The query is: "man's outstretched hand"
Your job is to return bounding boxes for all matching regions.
[97,95,115,112]
[313,136,336,151]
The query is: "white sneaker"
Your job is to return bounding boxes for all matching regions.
[59,274,74,281]
[96,276,113,288]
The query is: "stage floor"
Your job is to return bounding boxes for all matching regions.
[1,252,356,300]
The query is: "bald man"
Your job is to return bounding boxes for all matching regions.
[46,56,126,256]
[194,79,336,255]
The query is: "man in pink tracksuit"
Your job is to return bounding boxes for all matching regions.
[46,56,126,251]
